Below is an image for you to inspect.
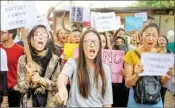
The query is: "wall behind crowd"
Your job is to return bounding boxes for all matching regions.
[151,15,174,36]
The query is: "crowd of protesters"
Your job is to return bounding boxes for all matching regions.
[0,6,174,108]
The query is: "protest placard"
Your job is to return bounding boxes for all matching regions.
[93,12,120,32]
[1,1,38,30]
[73,48,79,58]
[64,43,79,59]
[70,6,90,22]
[134,12,147,22]
[140,53,174,76]
[102,49,125,83]
[90,12,101,28]
[125,16,143,32]
[116,16,121,28]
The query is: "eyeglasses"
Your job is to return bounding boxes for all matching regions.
[84,39,100,46]
[34,32,48,38]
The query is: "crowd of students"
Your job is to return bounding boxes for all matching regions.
[0,8,175,108]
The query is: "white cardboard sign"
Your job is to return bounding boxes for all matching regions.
[70,6,90,22]
[90,11,101,28]
[140,53,174,76]
[134,12,147,22]
[93,12,120,32]
[1,1,38,30]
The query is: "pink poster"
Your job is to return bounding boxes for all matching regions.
[73,48,79,58]
[102,49,125,83]
[111,73,123,83]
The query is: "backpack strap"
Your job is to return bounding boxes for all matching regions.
[133,50,141,59]
[133,50,143,80]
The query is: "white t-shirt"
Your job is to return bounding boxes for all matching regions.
[62,58,113,107]
[0,48,8,71]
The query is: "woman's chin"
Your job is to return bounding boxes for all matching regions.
[35,48,45,52]
[87,55,96,60]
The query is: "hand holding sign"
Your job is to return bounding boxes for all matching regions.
[140,53,174,76]
[167,66,175,78]
[134,64,144,76]
[25,63,37,78]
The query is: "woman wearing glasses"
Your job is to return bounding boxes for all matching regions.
[16,25,61,107]
[55,29,113,107]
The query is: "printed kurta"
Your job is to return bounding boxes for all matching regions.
[16,54,61,107]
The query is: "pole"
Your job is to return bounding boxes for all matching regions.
[20,27,32,63]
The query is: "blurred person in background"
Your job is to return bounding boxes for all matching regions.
[0,48,9,107]
[128,30,140,50]
[56,29,69,51]
[105,31,114,46]
[99,32,111,49]
[0,29,24,107]
[114,28,126,38]
[167,30,174,53]
[156,35,174,106]
[112,36,129,107]
[68,29,82,44]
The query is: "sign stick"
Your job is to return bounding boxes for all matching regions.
[20,27,32,63]
[20,27,34,106]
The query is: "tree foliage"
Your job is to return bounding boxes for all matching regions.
[133,0,174,8]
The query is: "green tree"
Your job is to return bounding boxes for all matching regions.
[133,0,174,8]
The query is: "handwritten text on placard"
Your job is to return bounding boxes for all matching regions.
[140,53,174,76]
[1,1,37,30]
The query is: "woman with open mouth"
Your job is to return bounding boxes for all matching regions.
[55,28,113,107]
[124,23,174,107]
[128,30,140,50]
[69,28,82,44]
[56,29,69,64]
[15,25,62,107]
[56,29,69,51]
